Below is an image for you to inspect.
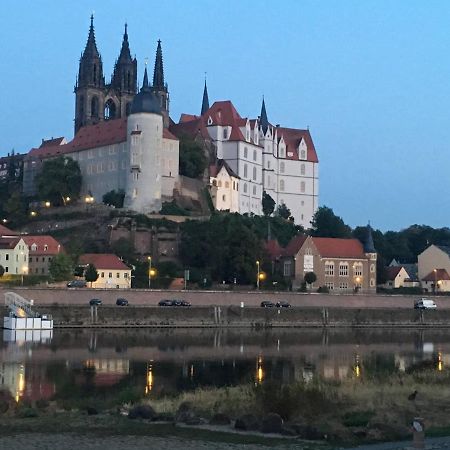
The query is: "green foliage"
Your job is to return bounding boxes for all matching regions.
[310,206,352,238]
[3,189,28,226]
[179,136,207,178]
[0,265,4,277]
[49,253,74,281]
[317,285,330,293]
[160,200,190,216]
[84,264,99,285]
[276,203,291,220]
[111,238,136,263]
[342,410,375,427]
[35,156,82,206]
[262,191,275,217]
[102,189,125,208]
[304,271,317,285]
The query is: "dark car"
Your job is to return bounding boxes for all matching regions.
[116,298,129,306]
[178,300,191,307]
[89,298,102,306]
[276,301,291,308]
[67,280,87,288]
[261,301,275,308]
[171,299,191,306]
[158,299,174,306]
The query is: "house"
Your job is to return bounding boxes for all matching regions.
[281,226,377,293]
[0,237,29,276]
[78,253,131,289]
[383,266,410,289]
[209,160,240,212]
[22,236,63,276]
[418,245,450,293]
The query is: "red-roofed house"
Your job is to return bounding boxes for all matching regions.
[0,237,29,276]
[78,253,131,289]
[422,268,450,293]
[281,235,377,292]
[209,160,240,212]
[22,236,63,276]
[382,266,410,289]
[418,245,450,293]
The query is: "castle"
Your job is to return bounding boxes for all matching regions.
[22,17,319,227]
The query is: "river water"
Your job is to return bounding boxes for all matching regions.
[1,328,449,404]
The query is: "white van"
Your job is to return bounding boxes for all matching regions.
[414,298,437,310]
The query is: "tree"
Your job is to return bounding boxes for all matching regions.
[49,253,74,281]
[262,191,276,217]
[276,203,291,220]
[310,206,352,238]
[0,265,4,277]
[304,272,317,285]
[85,264,99,287]
[111,238,135,264]
[36,156,82,206]
[102,189,125,208]
[179,136,207,178]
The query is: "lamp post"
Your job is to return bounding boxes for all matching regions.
[434,269,437,294]
[256,260,260,290]
[148,256,152,289]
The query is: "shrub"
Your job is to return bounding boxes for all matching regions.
[342,410,375,427]
[317,285,330,293]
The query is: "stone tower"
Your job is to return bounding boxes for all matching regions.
[74,17,138,134]
[151,40,170,127]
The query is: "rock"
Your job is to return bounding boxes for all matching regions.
[235,414,260,431]
[261,413,284,433]
[209,413,231,426]
[128,404,156,420]
[292,424,324,440]
[86,406,98,415]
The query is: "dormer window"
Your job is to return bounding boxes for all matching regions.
[207,116,213,125]
[31,244,37,252]
[44,245,48,251]
[300,149,306,160]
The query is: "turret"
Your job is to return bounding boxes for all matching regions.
[151,40,169,127]
[201,79,210,115]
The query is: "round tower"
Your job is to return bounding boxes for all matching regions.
[124,67,164,214]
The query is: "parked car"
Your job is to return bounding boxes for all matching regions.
[276,301,291,308]
[67,280,87,288]
[158,299,174,306]
[414,298,437,310]
[171,299,191,307]
[89,298,102,306]
[116,298,129,306]
[261,301,275,308]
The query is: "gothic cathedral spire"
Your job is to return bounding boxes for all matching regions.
[201,79,209,115]
[151,40,169,127]
[112,23,137,95]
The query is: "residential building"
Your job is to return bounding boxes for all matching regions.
[209,160,240,212]
[383,266,410,289]
[418,245,450,293]
[22,236,63,276]
[78,253,131,289]
[0,237,29,276]
[281,226,377,293]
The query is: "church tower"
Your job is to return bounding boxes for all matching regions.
[74,15,105,133]
[151,40,170,127]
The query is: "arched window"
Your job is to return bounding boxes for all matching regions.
[300,181,305,193]
[253,166,256,180]
[301,164,305,175]
[243,164,248,178]
[253,185,256,195]
[104,99,117,120]
[244,147,248,158]
[280,179,285,191]
[91,96,99,118]
[243,183,248,193]
[127,71,131,90]
[300,150,306,160]
[253,150,257,161]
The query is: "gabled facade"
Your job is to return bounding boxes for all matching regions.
[79,253,131,289]
[209,160,240,212]
[22,236,63,276]
[383,266,410,289]
[0,237,29,276]
[418,245,450,293]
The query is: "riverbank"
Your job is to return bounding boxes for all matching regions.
[1,304,449,329]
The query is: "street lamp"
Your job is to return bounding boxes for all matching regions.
[434,268,437,294]
[21,266,28,286]
[256,260,260,290]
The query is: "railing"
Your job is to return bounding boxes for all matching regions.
[4,291,39,318]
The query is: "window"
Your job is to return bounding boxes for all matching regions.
[370,264,375,273]
[253,167,256,180]
[44,245,48,251]
[244,147,248,158]
[124,273,128,279]
[243,183,248,193]
[218,181,222,187]
[339,282,348,290]
[339,262,349,276]
[6,254,9,261]
[253,150,257,161]
[109,273,112,278]
[225,181,230,188]
[301,164,305,175]
[252,185,256,195]
[5,267,8,273]
[354,263,363,276]
[268,161,271,169]
[325,282,334,290]
[223,128,228,139]
[280,179,285,191]
[116,273,120,278]
[283,260,292,277]
[280,162,285,173]
[300,150,306,160]
[222,195,226,201]
[300,181,305,193]
[370,278,375,287]
[101,272,105,278]
[325,262,334,276]
[243,164,248,178]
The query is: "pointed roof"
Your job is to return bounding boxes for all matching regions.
[117,23,132,63]
[0,224,19,237]
[131,68,161,115]
[201,80,210,116]
[260,97,269,133]
[79,253,130,270]
[142,66,149,89]
[153,40,164,89]
[364,224,376,253]
[282,235,308,257]
[82,14,101,60]
[22,235,63,255]
[385,266,404,281]
[422,268,450,282]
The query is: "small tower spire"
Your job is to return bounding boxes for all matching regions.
[364,222,376,253]
[201,76,209,115]
[142,65,149,89]
[260,96,269,133]
[153,39,164,89]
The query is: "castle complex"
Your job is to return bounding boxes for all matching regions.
[22,17,319,227]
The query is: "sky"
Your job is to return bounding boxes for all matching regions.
[1,0,449,231]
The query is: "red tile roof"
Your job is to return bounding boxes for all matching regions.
[282,235,308,257]
[0,224,19,236]
[385,266,403,280]
[39,137,65,148]
[0,237,21,249]
[22,235,63,255]
[312,237,366,258]
[79,253,130,270]
[265,239,284,260]
[276,127,318,163]
[163,128,178,141]
[422,268,450,281]
[229,126,245,141]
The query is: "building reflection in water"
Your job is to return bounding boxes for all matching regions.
[81,359,130,386]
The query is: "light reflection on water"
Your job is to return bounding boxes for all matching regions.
[0,328,448,404]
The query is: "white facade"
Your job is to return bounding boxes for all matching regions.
[0,238,29,276]
[210,165,240,212]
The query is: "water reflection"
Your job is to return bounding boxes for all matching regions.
[2,328,450,404]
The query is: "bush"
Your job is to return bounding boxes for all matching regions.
[342,410,375,427]
[160,200,190,216]
[317,285,330,293]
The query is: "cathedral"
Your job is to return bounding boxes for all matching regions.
[22,17,319,227]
